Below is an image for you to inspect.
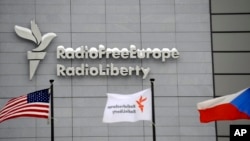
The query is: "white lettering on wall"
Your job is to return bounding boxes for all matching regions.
[56,44,179,79]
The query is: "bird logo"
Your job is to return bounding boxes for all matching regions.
[14,20,56,80]
[136,96,147,112]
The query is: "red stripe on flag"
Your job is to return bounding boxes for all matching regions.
[0,113,48,123]
[198,103,250,123]
[0,104,49,118]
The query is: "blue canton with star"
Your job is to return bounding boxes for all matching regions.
[27,89,49,103]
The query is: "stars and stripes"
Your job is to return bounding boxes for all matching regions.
[0,89,50,123]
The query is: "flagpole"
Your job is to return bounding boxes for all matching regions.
[49,79,54,141]
[150,78,156,141]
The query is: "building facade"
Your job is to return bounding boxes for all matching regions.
[0,0,249,141]
[211,0,250,141]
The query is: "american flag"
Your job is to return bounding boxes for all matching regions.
[0,89,50,123]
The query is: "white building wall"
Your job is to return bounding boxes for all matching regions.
[0,0,214,141]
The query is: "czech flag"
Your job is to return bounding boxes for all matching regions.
[197,88,250,123]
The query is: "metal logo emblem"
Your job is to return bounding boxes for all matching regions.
[14,20,56,80]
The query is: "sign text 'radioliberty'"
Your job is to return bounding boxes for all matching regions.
[56,44,180,79]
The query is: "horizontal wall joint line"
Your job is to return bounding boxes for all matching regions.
[213,51,250,53]
[212,31,250,33]
[212,13,250,15]
[214,73,250,75]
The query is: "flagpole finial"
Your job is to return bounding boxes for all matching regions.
[50,79,54,84]
[150,78,155,82]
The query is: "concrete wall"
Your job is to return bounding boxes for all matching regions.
[0,0,214,141]
[211,0,250,141]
